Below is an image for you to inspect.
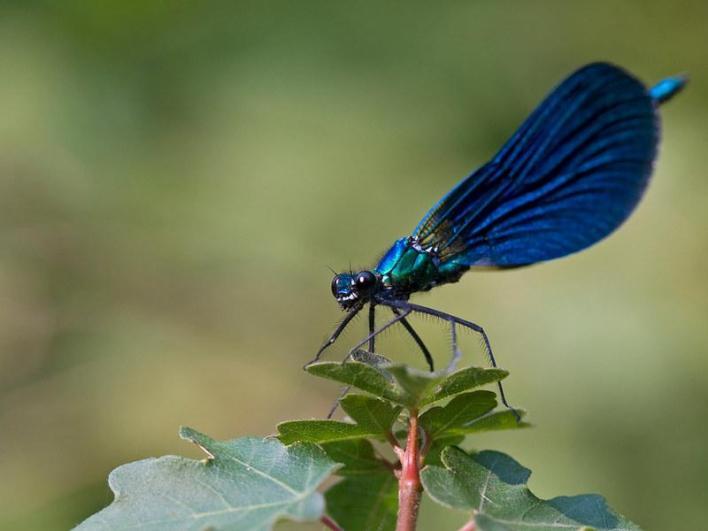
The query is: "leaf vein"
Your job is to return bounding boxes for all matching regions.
[225,454,300,496]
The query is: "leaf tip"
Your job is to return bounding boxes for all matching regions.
[304,361,335,374]
[178,425,197,440]
[179,426,215,460]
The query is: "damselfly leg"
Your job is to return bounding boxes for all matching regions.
[327,304,378,418]
[390,307,434,371]
[378,298,519,421]
[343,308,412,361]
[306,303,362,367]
[368,304,376,352]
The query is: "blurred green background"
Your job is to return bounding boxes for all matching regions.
[0,1,706,529]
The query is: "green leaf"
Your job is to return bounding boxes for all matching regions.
[277,420,375,444]
[384,364,508,409]
[277,394,402,445]
[306,361,404,403]
[458,409,531,434]
[76,427,338,531]
[325,474,398,531]
[320,439,390,476]
[307,360,426,407]
[421,447,640,531]
[419,391,497,439]
[385,364,440,407]
[339,394,401,434]
[420,366,508,406]
[307,360,508,411]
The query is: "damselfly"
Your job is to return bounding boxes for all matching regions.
[310,62,686,413]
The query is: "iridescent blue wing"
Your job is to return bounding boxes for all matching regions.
[412,63,681,268]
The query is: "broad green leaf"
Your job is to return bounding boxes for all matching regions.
[421,447,640,531]
[339,394,401,434]
[307,360,508,411]
[306,361,403,403]
[277,394,402,445]
[420,366,508,406]
[76,427,338,531]
[458,409,530,434]
[307,360,434,408]
[419,391,497,439]
[320,439,391,476]
[325,474,398,531]
[277,420,376,444]
[386,364,508,409]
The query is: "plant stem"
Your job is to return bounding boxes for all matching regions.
[457,517,477,531]
[396,409,422,531]
[321,515,342,531]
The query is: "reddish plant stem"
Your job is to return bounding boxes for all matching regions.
[321,514,342,531]
[458,517,477,531]
[396,410,422,531]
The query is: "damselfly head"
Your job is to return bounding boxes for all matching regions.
[331,270,379,309]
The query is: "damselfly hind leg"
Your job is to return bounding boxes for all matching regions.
[390,307,435,372]
[378,298,520,422]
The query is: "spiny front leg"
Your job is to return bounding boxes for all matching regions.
[368,303,376,352]
[306,304,362,367]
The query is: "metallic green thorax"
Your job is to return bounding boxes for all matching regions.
[375,237,468,297]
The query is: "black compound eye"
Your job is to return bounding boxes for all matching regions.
[355,271,376,292]
[331,275,341,297]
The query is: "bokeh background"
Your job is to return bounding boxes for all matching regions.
[1,1,706,529]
